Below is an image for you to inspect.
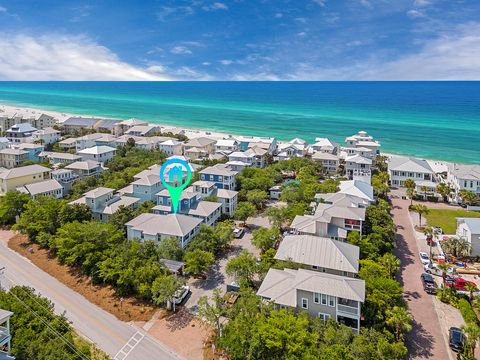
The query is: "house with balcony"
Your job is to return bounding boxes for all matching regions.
[77,146,116,163]
[70,187,139,222]
[290,202,365,241]
[124,125,160,137]
[38,151,82,165]
[199,164,238,190]
[276,142,307,161]
[129,174,164,203]
[65,160,104,178]
[345,130,380,156]
[0,149,28,168]
[93,134,118,148]
[345,154,372,182]
[215,139,239,154]
[388,156,435,187]
[126,213,203,248]
[159,139,184,156]
[228,147,267,169]
[0,309,13,359]
[274,235,360,277]
[5,123,37,144]
[17,179,63,200]
[0,164,51,195]
[235,136,277,153]
[257,268,365,331]
[32,127,61,145]
[13,143,44,162]
[191,180,238,217]
[311,138,339,154]
[52,168,78,194]
[58,137,77,151]
[312,152,340,174]
[447,164,480,203]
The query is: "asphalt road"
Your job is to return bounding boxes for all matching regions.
[0,234,183,360]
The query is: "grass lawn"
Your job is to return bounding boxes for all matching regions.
[425,208,480,234]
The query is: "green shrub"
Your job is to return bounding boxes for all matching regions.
[458,298,479,325]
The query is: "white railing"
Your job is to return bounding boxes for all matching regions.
[337,304,359,316]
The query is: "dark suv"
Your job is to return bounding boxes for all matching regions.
[420,273,437,294]
[448,327,464,352]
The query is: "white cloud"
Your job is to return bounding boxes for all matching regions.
[414,0,431,6]
[274,13,283,19]
[312,0,327,7]
[202,61,211,66]
[0,33,172,80]
[297,32,307,37]
[407,9,424,18]
[170,46,192,54]
[288,22,480,80]
[359,0,372,8]
[220,59,233,65]
[202,2,228,11]
[0,6,7,12]
[157,6,194,21]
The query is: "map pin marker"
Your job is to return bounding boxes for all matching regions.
[159,158,192,214]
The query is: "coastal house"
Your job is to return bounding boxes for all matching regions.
[311,152,340,174]
[456,218,480,256]
[17,179,63,200]
[228,147,267,169]
[0,308,13,358]
[290,202,365,241]
[276,142,307,161]
[192,180,238,217]
[38,151,82,165]
[0,109,55,132]
[58,137,77,151]
[0,137,10,150]
[61,117,98,134]
[311,138,339,154]
[344,130,380,156]
[257,268,365,332]
[447,164,480,203]
[93,119,121,133]
[337,180,375,204]
[125,125,160,137]
[388,156,435,187]
[77,146,116,163]
[130,174,164,203]
[159,139,184,156]
[75,133,104,151]
[12,143,44,162]
[114,134,143,147]
[32,127,61,145]
[315,192,370,209]
[0,149,28,168]
[70,187,139,222]
[235,136,277,154]
[184,137,216,158]
[345,154,372,181]
[200,164,238,190]
[52,168,78,194]
[135,136,172,150]
[93,134,118,148]
[0,164,51,195]
[6,123,37,144]
[215,139,239,154]
[126,213,203,248]
[275,235,360,277]
[112,118,149,136]
[65,160,104,178]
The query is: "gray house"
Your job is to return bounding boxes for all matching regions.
[257,268,365,332]
[274,235,360,278]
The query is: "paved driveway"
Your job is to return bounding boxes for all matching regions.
[390,193,450,360]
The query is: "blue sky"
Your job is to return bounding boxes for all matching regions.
[0,0,479,80]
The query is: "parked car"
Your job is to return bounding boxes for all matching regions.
[444,277,477,292]
[420,273,437,294]
[419,252,430,265]
[173,285,190,305]
[424,262,455,276]
[233,228,245,238]
[448,327,465,352]
[433,226,443,235]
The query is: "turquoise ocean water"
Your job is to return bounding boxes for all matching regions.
[0,81,478,164]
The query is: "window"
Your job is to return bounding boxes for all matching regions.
[313,293,320,304]
[328,296,335,307]
[301,298,308,309]
[321,294,327,305]
[318,313,330,322]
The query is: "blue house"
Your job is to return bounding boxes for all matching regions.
[199,164,238,190]
[155,188,200,214]
[16,143,44,162]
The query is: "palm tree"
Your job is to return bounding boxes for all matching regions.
[386,306,413,341]
[423,226,435,259]
[465,283,477,302]
[442,237,472,258]
[411,204,429,226]
[437,263,450,281]
[404,179,416,205]
[436,183,452,203]
[379,253,401,279]
[459,190,478,206]
[462,324,480,359]
[421,185,429,201]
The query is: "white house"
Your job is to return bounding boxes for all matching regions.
[312,152,340,174]
[125,125,160,137]
[311,138,339,154]
[345,131,380,155]
[345,154,372,180]
[17,179,63,200]
[126,213,203,248]
[75,133,105,151]
[77,146,116,163]
[65,160,104,178]
[32,127,61,145]
[159,139,183,155]
[39,151,82,164]
[447,164,480,203]
[456,218,480,256]
[215,139,239,154]
[6,123,37,144]
[388,157,435,187]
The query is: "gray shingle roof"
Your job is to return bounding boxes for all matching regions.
[126,213,202,237]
